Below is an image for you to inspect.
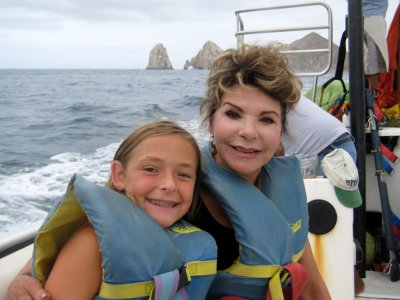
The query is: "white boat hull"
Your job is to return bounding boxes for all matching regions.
[0,244,33,299]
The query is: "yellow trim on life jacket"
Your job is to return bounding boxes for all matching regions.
[224,247,304,300]
[99,281,154,299]
[98,260,217,299]
[185,259,217,278]
[170,225,201,234]
[292,248,304,262]
[225,262,285,300]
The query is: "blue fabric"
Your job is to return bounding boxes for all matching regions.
[34,174,216,300]
[200,147,309,299]
[153,269,181,300]
[362,0,388,17]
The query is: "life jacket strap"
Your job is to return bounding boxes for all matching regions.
[98,260,217,299]
[291,248,305,262]
[266,262,308,300]
[224,252,307,300]
[223,246,304,279]
[225,261,282,278]
[225,262,284,300]
[151,269,189,300]
[99,280,154,299]
[185,259,217,278]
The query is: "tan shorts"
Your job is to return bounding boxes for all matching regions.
[363,15,389,75]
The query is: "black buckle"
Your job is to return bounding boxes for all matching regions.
[177,265,190,290]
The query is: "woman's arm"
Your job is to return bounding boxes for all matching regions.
[44,223,102,300]
[7,259,49,300]
[298,239,331,300]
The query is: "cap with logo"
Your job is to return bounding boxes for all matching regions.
[321,148,362,208]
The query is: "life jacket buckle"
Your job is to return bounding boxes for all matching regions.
[177,265,190,290]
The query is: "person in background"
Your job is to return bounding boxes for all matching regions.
[9,120,217,300]
[281,95,364,295]
[281,94,357,175]
[8,45,330,299]
[363,0,389,90]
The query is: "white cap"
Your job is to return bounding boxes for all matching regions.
[321,149,362,208]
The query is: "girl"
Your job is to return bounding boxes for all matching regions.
[31,120,217,300]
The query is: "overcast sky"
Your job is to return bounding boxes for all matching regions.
[0,0,398,69]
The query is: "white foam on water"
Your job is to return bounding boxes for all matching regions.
[0,119,208,237]
[0,142,119,237]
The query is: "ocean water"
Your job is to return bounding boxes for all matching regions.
[0,69,329,237]
[0,69,212,237]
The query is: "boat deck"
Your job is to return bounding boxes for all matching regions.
[357,271,400,300]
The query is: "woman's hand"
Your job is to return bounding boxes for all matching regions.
[8,267,49,300]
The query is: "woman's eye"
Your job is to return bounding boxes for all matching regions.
[260,117,274,124]
[225,110,240,119]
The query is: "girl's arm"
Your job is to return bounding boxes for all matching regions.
[44,223,102,300]
[298,239,331,300]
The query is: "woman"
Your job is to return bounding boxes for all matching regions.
[188,44,331,299]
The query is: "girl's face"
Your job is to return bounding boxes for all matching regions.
[112,135,197,228]
[210,84,282,183]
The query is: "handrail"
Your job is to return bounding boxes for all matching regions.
[0,222,41,259]
[235,1,333,101]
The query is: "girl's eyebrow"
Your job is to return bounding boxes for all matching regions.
[140,156,196,169]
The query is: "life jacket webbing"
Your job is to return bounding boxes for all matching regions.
[152,269,188,300]
[223,247,303,278]
[225,262,282,278]
[98,260,217,299]
[225,263,284,300]
[99,280,153,299]
[291,248,304,263]
[267,262,308,300]
[224,248,306,300]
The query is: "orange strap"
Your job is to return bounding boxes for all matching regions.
[266,262,308,300]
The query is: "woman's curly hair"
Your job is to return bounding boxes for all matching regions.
[200,43,302,133]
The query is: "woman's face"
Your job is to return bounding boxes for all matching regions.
[112,135,197,228]
[210,84,282,183]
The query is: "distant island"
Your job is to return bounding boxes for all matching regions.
[146,32,347,71]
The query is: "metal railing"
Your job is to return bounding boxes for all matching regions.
[235,1,333,100]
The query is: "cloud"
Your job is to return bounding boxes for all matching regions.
[0,0,397,69]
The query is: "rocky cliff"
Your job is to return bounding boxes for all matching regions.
[146,33,346,72]
[283,32,348,73]
[183,41,223,70]
[146,43,173,70]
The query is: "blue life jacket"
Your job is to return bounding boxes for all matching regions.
[32,174,217,300]
[200,147,309,300]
